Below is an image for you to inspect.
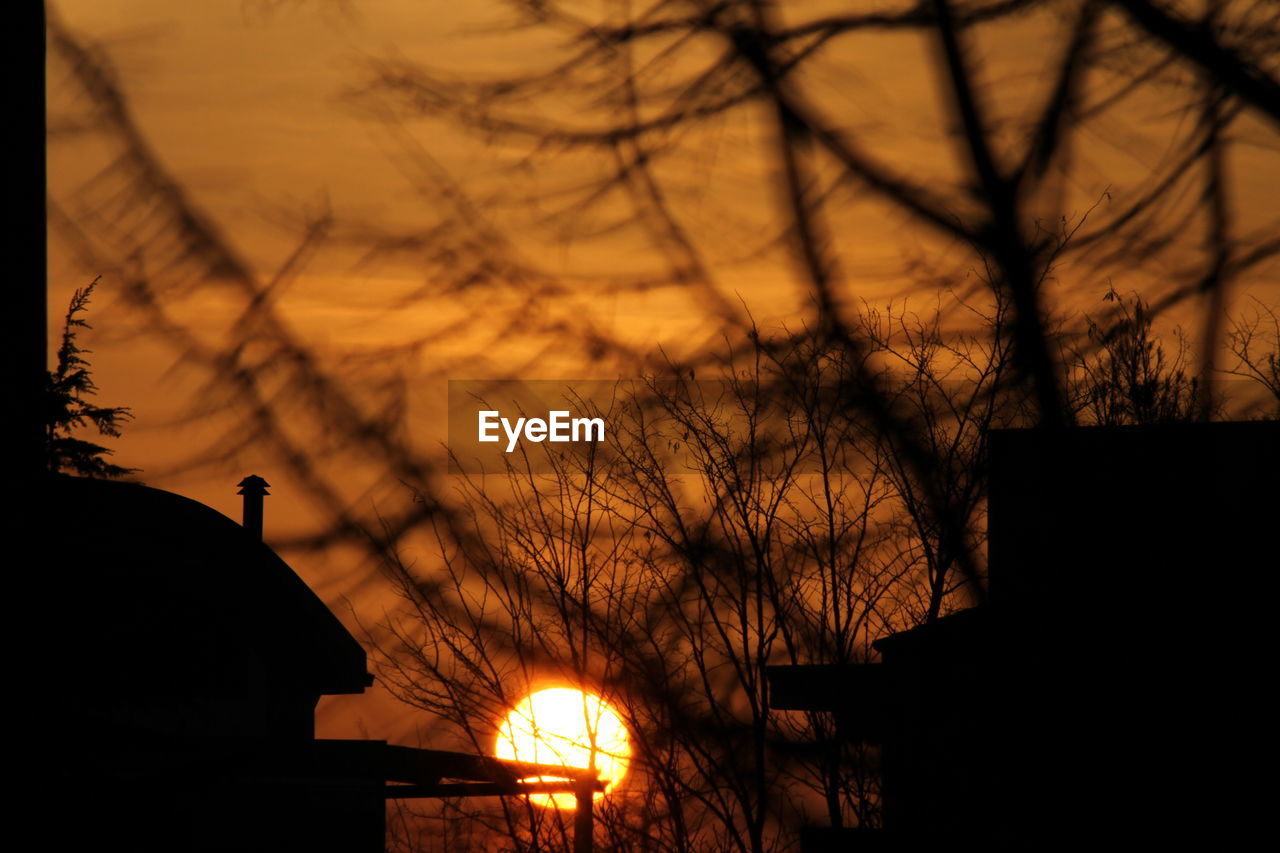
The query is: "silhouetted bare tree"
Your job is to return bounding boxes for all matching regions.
[376,351,911,850]
[1223,298,1280,416]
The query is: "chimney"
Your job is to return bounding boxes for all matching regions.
[237,475,270,540]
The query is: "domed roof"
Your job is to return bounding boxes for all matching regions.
[26,475,371,699]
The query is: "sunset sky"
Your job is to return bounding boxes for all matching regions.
[45,0,1279,740]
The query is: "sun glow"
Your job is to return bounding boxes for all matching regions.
[494,687,631,809]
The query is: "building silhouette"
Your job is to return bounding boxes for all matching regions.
[769,420,1278,848]
[20,474,600,853]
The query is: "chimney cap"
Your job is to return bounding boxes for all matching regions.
[237,474,270,495]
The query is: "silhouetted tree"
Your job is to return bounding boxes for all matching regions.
[1071,286,1206,425]
[45,279,136,478]
[1223,298,1280,417]
[377,353,911,851]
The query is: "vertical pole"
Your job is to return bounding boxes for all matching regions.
[573,780,594,853]
[6,2,48,481]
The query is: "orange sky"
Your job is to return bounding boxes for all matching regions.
[46,0,1279,739]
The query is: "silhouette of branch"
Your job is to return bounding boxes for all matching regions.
[1106,0,1280,126]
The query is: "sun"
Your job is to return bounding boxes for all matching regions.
[494,687,631,809]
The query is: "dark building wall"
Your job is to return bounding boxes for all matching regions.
[873,611,999,843]
[864,422,1278,846]
[988,421,1276,622]
[982,422,1277,843]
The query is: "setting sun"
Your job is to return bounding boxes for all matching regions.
[494,687,631,809]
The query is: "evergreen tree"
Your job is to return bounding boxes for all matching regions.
[45,279,137,478]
